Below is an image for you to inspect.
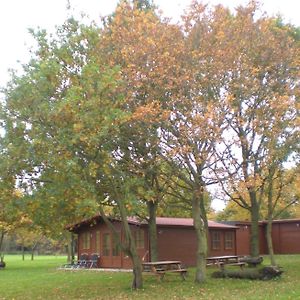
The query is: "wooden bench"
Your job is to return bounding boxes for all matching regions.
[143,269,188,280]
[164,269,188,280]
[142,261,187,281]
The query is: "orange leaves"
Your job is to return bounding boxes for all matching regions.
[131,101,169,124]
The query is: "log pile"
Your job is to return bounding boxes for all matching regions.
[211,266,283,280]
[239,256,264,267]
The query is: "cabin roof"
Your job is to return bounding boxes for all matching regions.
[66,215,238,232]
[155,217,237,228]
[220,219,300,227]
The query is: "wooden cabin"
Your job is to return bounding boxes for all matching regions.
[67,216,238,268]
[225,219,300,255]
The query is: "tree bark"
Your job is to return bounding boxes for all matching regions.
[130,247,143,290]
[31,240,39,261]
[22,244,25,261]
[250,194,260,258]
[117,199,143,289]
[266,219,276,266]
[192,192,207,283]
[0,230,5,261]
[66,233,72,263]
[71,233,75,264]
[147,201,158,262]
[266,169,276,266]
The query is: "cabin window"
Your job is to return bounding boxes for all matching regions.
[135,228,145,249]
[103,233,111,256]
[82,232,90,250]
[96,231,100,253]
[225,231,234,250]
[112,233,121,256]
[212,231,221,250]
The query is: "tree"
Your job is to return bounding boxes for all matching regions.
[2,17,144,289]
[99,1,183,263]
[212,2,299,257]
[157,2,233,283]
[0,156,29,262]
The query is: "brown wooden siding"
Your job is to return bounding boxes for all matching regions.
[234,220,300,255]
[77,221,149,269]
[235,225,251,256]
[156,226,236,266]
[272,222,300,254]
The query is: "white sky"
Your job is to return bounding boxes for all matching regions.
[0,0,299,89]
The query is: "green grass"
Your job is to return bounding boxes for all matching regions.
[1,255,300,299]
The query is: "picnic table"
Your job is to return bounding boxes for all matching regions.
[142,261,187,280]
[206,255,246,270]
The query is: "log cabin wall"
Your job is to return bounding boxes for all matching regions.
[72,217,300,269]
[156,226,237,266]
[271,221,300,254]
[235,224,251,256]
[232,220,300,255]
[76,220,149,269]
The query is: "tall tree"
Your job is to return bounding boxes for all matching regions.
[212,2,299,257]
[2,17,144,289]
[158,2,230,283]
[99,2,183,262]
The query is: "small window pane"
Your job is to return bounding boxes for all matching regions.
[103,233,111,256]
[96,231,100,253]
[225,232,234,250]
[135,228,145,249]
[83,232,90,249]
[212,231,221,250]
[112,233,121,256]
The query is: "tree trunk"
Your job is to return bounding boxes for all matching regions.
[0,230,5,261]
[250,196,260,258]
[66,234,72,263]
[22,244,25,261]
[118,199,143,289]
[147,201,158,262]
[266,170,276,266]
[31,240,39,261]
[192,194,207,283]
[71,233,75,264]
[266,219,276,266]
[130,249,143,290]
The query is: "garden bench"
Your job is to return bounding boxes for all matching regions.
[142,261,187,281]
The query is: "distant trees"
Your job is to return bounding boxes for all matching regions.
[1,0,299,288]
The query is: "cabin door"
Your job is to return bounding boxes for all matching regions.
[111,232,122,268]
[101,231,122,268]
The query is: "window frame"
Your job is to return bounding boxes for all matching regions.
[211,231,221,250]
[82,232,90,250]
[95,230,101,254]
[224,231,234,250]
[135,228,145,249]
[112,233,121,257]
[102,233,111,256]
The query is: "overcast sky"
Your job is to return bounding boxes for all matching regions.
[0,0,299,89]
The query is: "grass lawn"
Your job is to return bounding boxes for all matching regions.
[0,255,300,300]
